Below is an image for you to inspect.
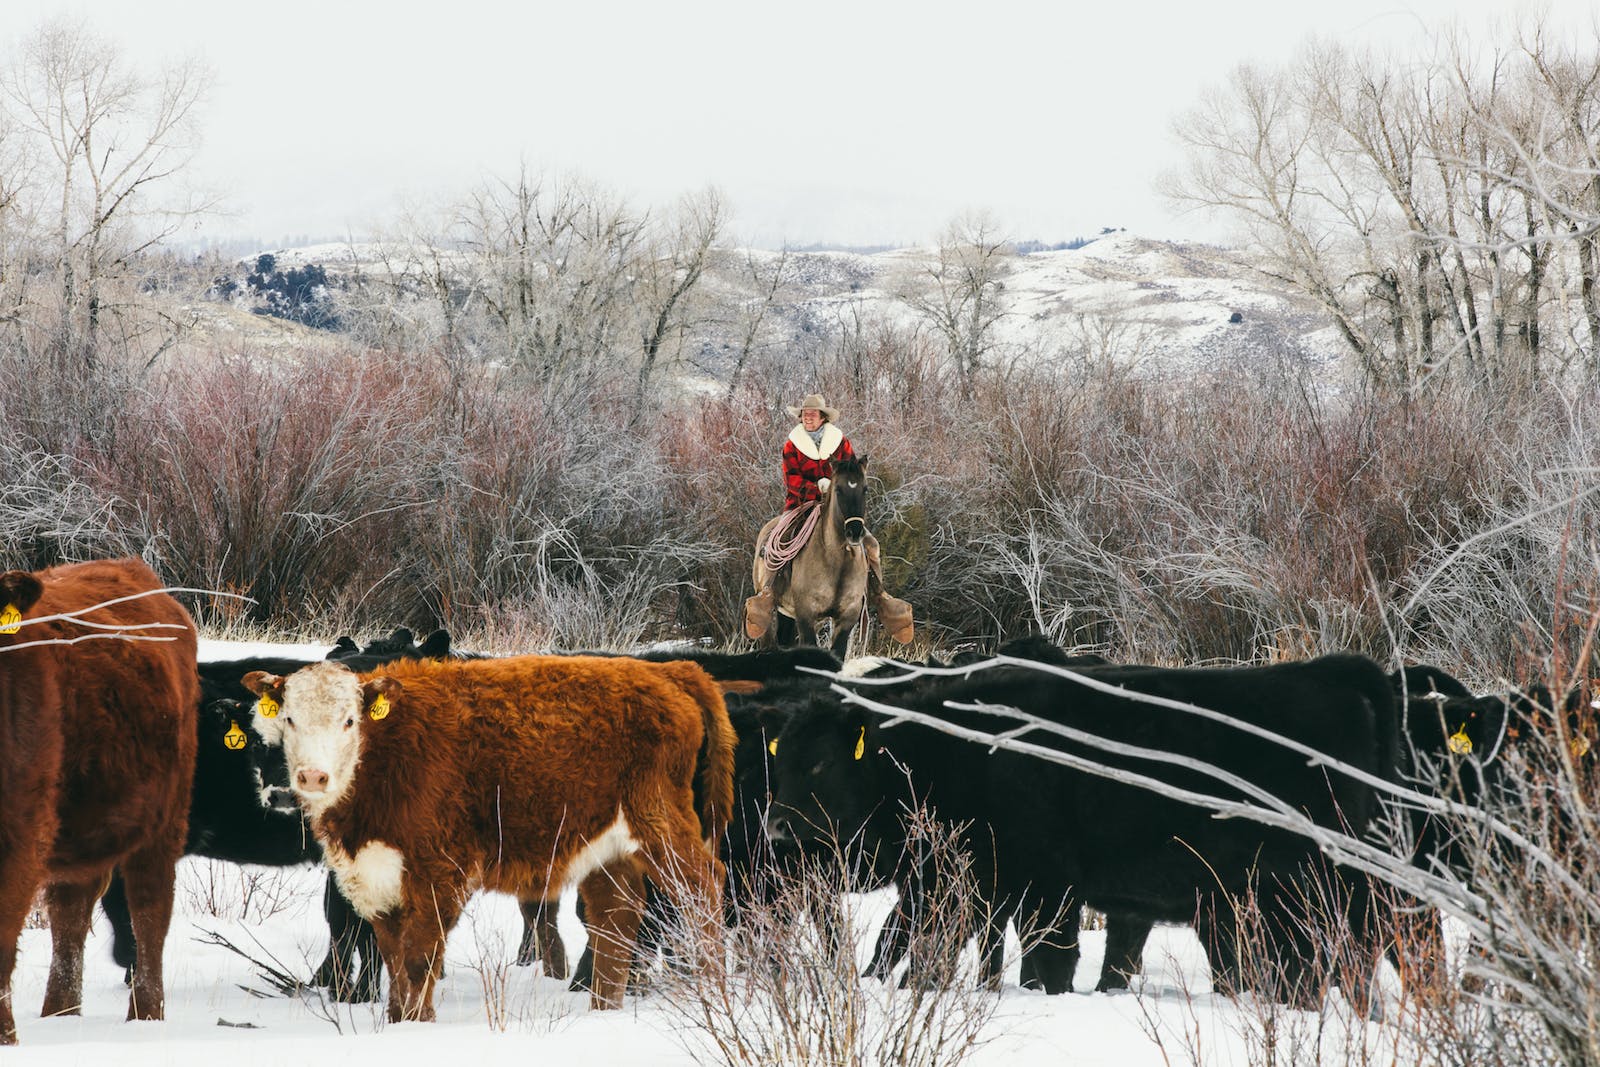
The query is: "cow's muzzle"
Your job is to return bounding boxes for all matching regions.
[296,768,330,793]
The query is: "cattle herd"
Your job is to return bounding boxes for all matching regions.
[0,557,1593,1044]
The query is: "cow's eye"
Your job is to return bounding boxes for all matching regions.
[283,716,294,727]
[344,718,355,729]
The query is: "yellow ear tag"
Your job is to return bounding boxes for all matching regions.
[0,604,20,634]
[369,694,391,721]
[256,693,280,719]
[768,739,778,756]
[1572,735,1591,759]
[224,721,248,751]
[1447,729,1472,755]
[854,726,866,761]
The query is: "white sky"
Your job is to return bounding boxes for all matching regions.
[11,0,1598,249]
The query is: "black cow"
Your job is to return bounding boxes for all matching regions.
[104,629,449,1001]
[849,639,1145,991]
[768,653,1399,1004]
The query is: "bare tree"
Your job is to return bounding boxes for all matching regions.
[630,187,724,417]
[723,247,789,399]
[0,18,211,367]
[1168,22,1600,393]
[899,211,1010,396]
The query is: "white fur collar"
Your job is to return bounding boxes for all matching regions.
[788,423,843,461]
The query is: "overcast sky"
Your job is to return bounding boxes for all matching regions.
[11,0,1595,249]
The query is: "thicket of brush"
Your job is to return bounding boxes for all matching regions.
[1,313,1595,676]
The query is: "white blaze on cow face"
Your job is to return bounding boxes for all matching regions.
[277,661,369,815]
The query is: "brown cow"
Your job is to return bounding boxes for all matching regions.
[0,559,198,1045]
[243,654,736,1019]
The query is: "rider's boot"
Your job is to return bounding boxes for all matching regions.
[745,579,776,640]
[864,535,914,644]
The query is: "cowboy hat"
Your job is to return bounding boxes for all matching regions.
[786,393,840,422]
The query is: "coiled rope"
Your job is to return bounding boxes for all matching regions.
[762,500,823,570]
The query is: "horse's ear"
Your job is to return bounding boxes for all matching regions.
[857,453,869,469]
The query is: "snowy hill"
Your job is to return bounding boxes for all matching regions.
[702,231,1343,381]
[227,232,1346,383]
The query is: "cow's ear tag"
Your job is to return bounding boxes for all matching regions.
[768,739,778,756]
[369,694,391,721]
[1572,735,1591,759]
[0,604,20,634]
[257,694,280,719]
[224,721,248,750]
[1447,728,1472,755]
[853,726,866,761]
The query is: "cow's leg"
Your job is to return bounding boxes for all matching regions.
[1009,886,1081,992]
[632,881,676,988]
[40,879,98,1018]
[349,914,382,1004]
[641,825,725,976]
[1387,905,1447,1005]
[1096,913,1155,992]
[395,890,462,1023]
[314,874,348,993]
[517,897,567,978]
[371,912,410,1024]
[828,619,855,659]
[864,885,913,980]
[567,893,596,993]
[580,860,647,1010]
[805,887,847,964]
[980,894,1022,991]
[118,843,181,1023]
[99,869,137,983]
[0,835,48,1045]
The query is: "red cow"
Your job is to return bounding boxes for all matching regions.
[243,654,735,1019]
[0,559,198,1045]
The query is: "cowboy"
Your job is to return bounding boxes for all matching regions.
[744,393,914,644]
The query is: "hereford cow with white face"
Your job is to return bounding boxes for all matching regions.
[243,654,735,1019]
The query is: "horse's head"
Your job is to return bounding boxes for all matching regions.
[828,454,869,546]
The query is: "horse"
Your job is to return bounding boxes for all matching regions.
[750,454,871,655]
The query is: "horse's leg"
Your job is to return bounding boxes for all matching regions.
[793,616,820,646]
[829,619,855,658]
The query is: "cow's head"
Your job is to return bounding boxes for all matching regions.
[1509,682,1598,761]
[830,455,869,547]
[212,694,297,813]
[1409,693,1510,767]
[766,696,897,872]
[0,571,44,635]
[242,662,403,815]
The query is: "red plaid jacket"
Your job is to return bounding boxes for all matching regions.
[782,423,855,511]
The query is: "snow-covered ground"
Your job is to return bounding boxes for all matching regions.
[8,870,1254,1067]
[3,637,1351,1064]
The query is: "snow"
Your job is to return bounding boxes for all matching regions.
[8,870,1253,1066]
[220,231,1349,385]
[2,635,1304,1064]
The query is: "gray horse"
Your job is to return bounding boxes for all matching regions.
[749,455,872,654]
